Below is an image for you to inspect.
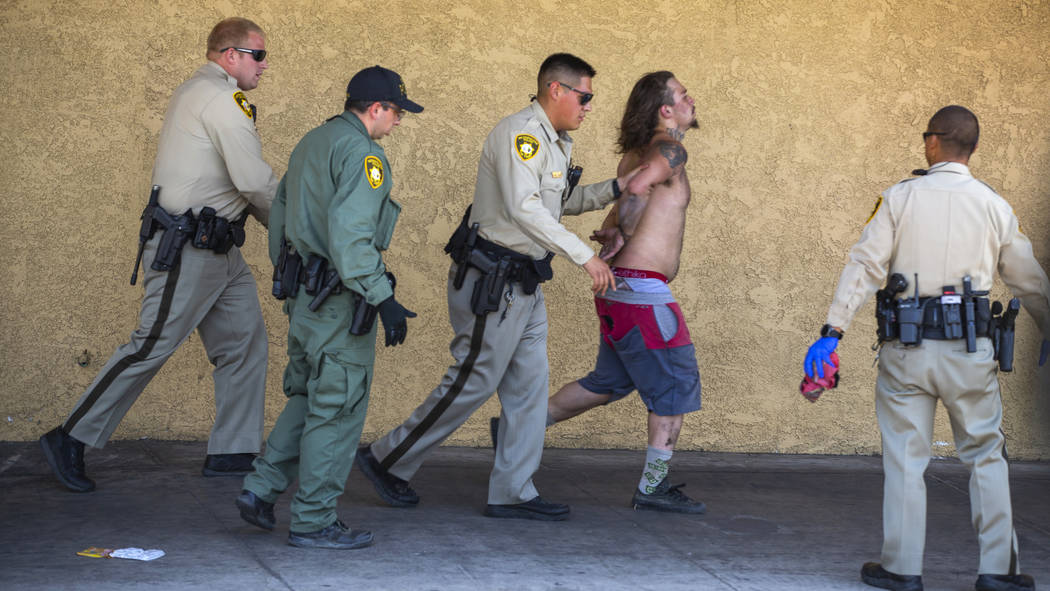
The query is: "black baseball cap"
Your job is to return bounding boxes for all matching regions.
[346,65,423,113]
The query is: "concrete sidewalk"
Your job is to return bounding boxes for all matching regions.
[0,440,1047,591]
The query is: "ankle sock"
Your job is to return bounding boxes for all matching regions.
[638,446,672,494]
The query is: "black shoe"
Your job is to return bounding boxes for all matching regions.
[202,453,256,477]
[484,496,570,521]
[489,417,499,451]
[861,562,924,591]
[39,427,95,493]
[976,574,1035,591]
[631,479,706,514]
[354,445,418,507]
[288,521,374,550]
[235,489,275,531]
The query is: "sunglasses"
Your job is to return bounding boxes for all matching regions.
[554,82,593,105]
[922,131,947,140]
[381,102,406,121]
[222,47,267,62]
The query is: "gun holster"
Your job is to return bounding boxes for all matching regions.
[271,239,303,300]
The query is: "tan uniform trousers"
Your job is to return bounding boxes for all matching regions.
[876,337,1019,576]
[370,263,548,505]
[63,233,267,454]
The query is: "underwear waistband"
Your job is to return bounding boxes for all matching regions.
[612,267,667,283]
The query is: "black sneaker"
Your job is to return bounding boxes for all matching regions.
[631,479,706,514]
[489,417,499,450]
[861,562,924,591]
[354,445,418,507]
[484,496,570,521]
[39,427,95,493]
[235,489,275,531]
[202,453,256,477]
[288,521,374,550]
[976,574,1035,591]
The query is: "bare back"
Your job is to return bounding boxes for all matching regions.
[609,134,691,281]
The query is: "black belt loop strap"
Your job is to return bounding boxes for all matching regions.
[379,312,489,471]
[64,261,183,433]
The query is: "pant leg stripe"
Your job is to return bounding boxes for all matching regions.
[380,313,488,471]
[64,264,183,433]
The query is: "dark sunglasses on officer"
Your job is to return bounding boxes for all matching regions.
[222,47,267,62]
[552,81,593,105]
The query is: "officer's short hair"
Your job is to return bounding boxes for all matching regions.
[928,105,980,157]
[346,99,378,114]
[207,18,264,55]
[537,53,596,96]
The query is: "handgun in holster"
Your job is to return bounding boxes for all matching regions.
[272,239,303,300]
[453,222,480,291]
[149,207,195,273]
[995,298,1021,372]
[130,185,161,285]
[874,273,907,344]
[471,257,510,317]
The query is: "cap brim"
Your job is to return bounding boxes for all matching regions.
[394,97,423,113]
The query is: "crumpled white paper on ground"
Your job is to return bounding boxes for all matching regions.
[110,547,165,561]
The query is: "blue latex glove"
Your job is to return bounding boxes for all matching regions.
[1040,339,1050,367]
[804,337,839,379]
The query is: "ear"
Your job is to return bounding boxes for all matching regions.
[659,103,673,119]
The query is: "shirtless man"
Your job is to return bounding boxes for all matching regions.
[550,71,703,513]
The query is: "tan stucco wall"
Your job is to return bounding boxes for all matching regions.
[3,1,1049,458]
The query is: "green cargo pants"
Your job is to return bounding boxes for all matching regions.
[243,289,375,532]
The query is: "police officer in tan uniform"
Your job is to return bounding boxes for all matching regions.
[804,106,1049,591]
[356,53,639,520]
[40,18,278,492]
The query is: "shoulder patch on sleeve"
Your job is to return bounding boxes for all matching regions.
[233,91,253,119]
[365,156,384,189]
[865,196,883,224]
[515,134,540,161]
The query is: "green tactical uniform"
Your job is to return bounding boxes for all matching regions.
[243,111,400,533]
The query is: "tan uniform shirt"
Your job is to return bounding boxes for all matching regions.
[827,161,1050,337]
[151,62,278,225]
[469,101,617,265]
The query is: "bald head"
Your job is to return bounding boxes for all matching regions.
[927,105,979,158]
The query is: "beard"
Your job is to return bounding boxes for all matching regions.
[689,118,700,129]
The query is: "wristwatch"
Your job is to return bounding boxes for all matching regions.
[611,179,622,199]
[820,324,844,340]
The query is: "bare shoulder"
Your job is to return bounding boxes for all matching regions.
[652,137,687,169]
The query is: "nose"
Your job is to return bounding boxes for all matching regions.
[260,58,269,70]
[583,101,593,113]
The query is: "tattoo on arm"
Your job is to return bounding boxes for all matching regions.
[657,141,688,169]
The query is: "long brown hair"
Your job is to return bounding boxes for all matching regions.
[616,71,675,154]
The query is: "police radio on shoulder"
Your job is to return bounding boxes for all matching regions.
[820,324,844,340]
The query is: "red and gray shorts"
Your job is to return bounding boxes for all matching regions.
[577,268,701,416]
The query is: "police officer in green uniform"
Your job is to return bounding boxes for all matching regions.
[235,66,422,549]
[39,18,278,492]
[355,54,641,520]
[804,106,1050,591]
